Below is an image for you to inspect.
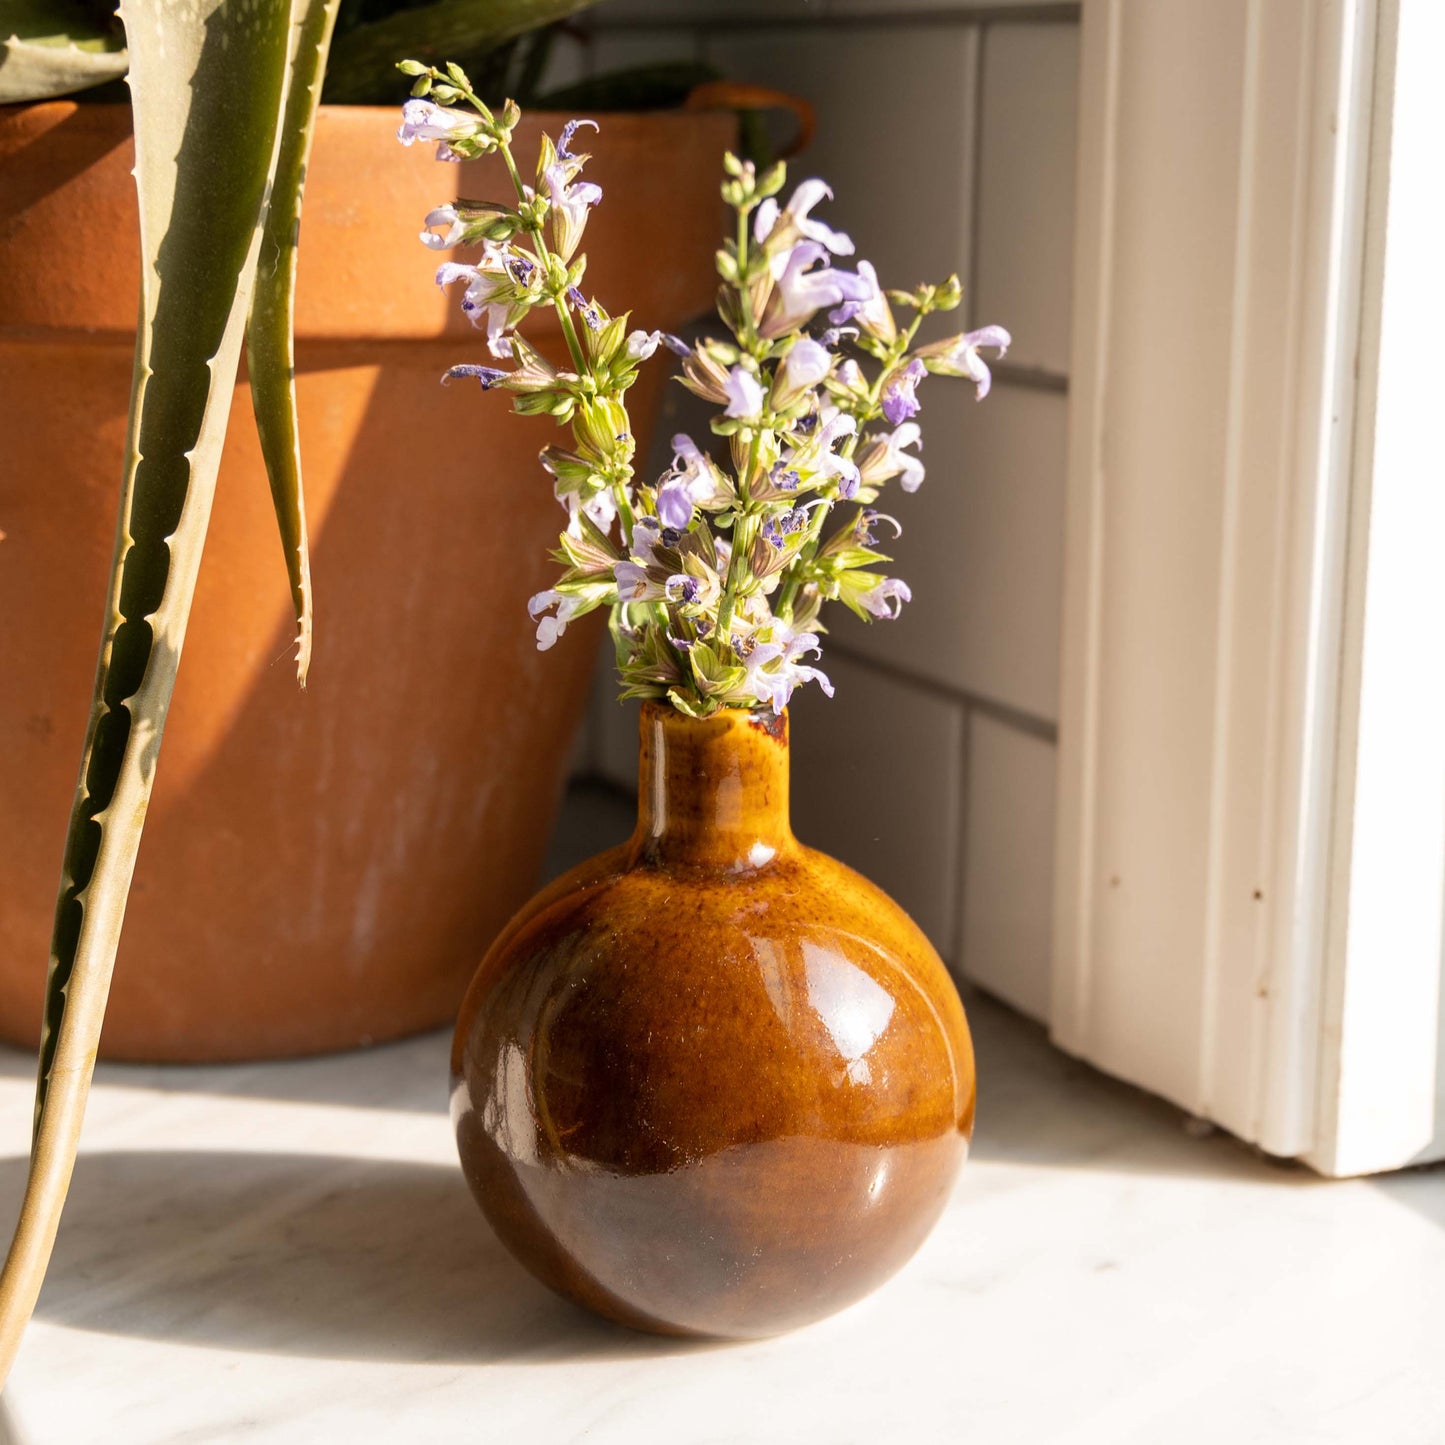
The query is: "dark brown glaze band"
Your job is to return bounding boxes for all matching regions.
[451,702,976,1338]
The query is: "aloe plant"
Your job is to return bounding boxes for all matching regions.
[0,0,337,1383]
[0,0,126,100]
[0,0,616,1385]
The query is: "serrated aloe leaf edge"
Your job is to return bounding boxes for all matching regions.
[0,0,333,1384]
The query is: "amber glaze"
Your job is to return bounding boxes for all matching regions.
[451,703,977,1339]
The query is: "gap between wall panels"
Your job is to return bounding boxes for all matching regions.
[566,1,1080,1028]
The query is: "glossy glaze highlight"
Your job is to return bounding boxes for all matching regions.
[451,703,976,1338]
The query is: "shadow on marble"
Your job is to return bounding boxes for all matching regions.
[0,1149,725,1366]
[1373,1161,1445,1232]
[0,1399,23,1445]
[964,994,1320,1188]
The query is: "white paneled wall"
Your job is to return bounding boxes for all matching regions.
[574,0,1080,1023]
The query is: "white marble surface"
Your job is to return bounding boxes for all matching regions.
[1,994,1443,1444]
[1,786,1442,1442]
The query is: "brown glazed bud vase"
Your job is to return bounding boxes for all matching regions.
[451,702,977,1338]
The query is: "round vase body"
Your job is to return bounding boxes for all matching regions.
[452,704,976,1339]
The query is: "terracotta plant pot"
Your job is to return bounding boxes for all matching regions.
[452,704,976,1338]
[0,102,733,1061]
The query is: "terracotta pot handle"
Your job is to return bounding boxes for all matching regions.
[684,81,815,160]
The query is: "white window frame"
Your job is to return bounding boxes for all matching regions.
[1052,0,1445,1175]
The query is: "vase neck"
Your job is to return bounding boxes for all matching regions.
[629,703,794,871]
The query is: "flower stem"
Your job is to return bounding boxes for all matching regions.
[715,427,764,638]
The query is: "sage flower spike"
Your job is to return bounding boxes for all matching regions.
[402,89,1010,714]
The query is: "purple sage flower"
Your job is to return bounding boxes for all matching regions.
[626,329,665,360]
[397,99,481,161]
[436,255,518,357]
[760,242,873,339]
[545,163,603,261]
[772,336,832,408]
[442,363,507,388]
[724,366,766,421]
[656,435,729,528]
[665,574,702,605]
[932,324,1012,400]
[527,588,584,650]
[419,204,465,250]
[858,577,912,620]
[858,421,925,492]
[848,510,901,548]
[739,624,835,714]
[781,409,859,497]
[614,559,656,601]
[557,118,599,160]
[828,260,896,343]
[881,358,927,426]
[753,178,855,257]
[655,479,695,530]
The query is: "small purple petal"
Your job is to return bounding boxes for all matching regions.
[656,477,696,530]
[557,117,599,160]
[724,366,765,420]
[880,358,927,426]
[442,363,506,388]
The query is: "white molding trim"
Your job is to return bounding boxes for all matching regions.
[1053,0,1381,1161]
[1310,0,1445,1177]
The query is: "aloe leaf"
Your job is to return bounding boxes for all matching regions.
[323,0,600,104]
[0,0,127,101]
[0,0,297,1383]
[248,0,341,687]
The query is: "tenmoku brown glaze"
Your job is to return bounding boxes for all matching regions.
[452,703,976,1338]
[0,102,732,1061]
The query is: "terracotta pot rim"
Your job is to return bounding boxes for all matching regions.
[1,97,735,342]
[0,98,730,127]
